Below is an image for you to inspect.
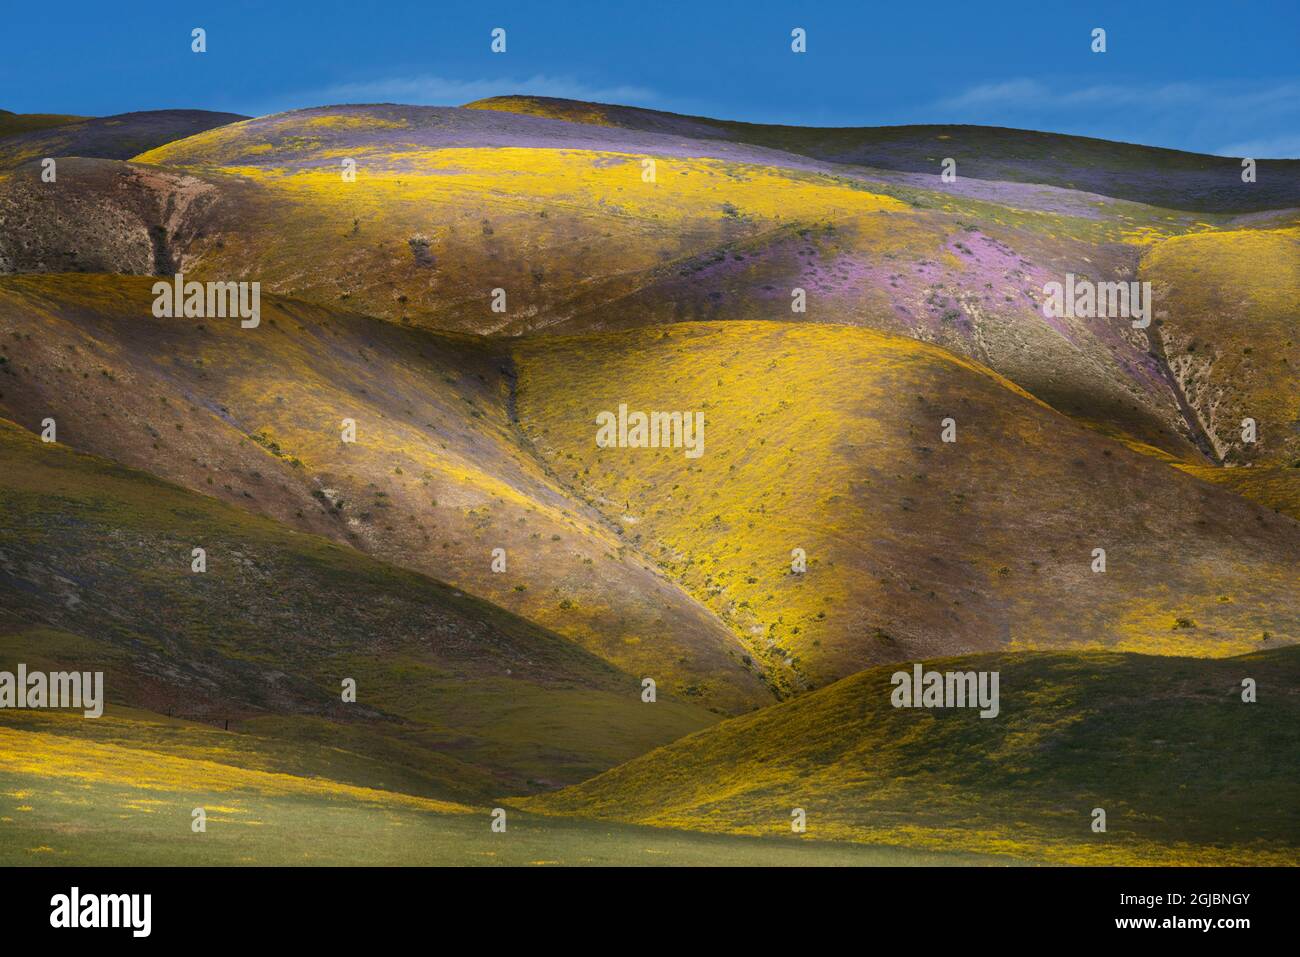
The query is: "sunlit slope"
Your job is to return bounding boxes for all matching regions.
[512,322,1299,694]
[1142,227,1300,467]
[520,647,1300,865]
[125,105,1204,457]
[0,707,478,866]
[0,109,246,170]
[0,418,720,795]
[0,709,1001,865]
[465,96,723,136]
[5,103,1286,461]
[0,708,479,815]
[1179,463,1300,522]
[467,96,1300,213]
[133,107,919,334]
[541,201,1199,460]
[0,274,768,712]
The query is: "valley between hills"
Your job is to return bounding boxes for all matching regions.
[0,98,1296,865]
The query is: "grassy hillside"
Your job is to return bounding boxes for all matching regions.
[132,109,927,337]
[0,706,1010,865]
[1141,227,1300,467]
[1179,463,1300,521]
[0,158,229,275]
[0,110,246,170]
[512,321,1299,694]
[0,98,1295,869]
[127,104,1223,458]
[0,112,88,139]
[467,96,1300,213]
[7,103,1278,461]
[0,274,769,712]
[8,278,1293,702]
[0,417,720,796]
[128,104,1287,470]
[520,647,1300,865]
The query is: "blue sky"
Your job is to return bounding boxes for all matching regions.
[3,0,1298,156]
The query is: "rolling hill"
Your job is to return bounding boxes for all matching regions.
[513,320,1298,693]
[0,111,88,139]
[0,704,1002,865]
[466,95,1300,212]
[0,96,1296,868]
[519,646,1300,865]
[0,274,770,712]
[0,109,246,170]
[0,416,718,798]
[5,277,1293,703]
[6,101,1295,473]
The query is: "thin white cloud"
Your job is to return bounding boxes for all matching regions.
[937,79,1049,110]
[930,77,1300,156]
[1214,134,1300,159]
[246,74,658,116]
[938,78,1300,113]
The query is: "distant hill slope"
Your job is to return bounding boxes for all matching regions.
[0,417,719,798]
[2,102,1295,498]
[0,111,88,139]
[467,95,1300,213]
[0,274,770,713]
[68,105,1224,458]
[513,321,1299,693]
[520,647,1300,865]
[0,109,246,170]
